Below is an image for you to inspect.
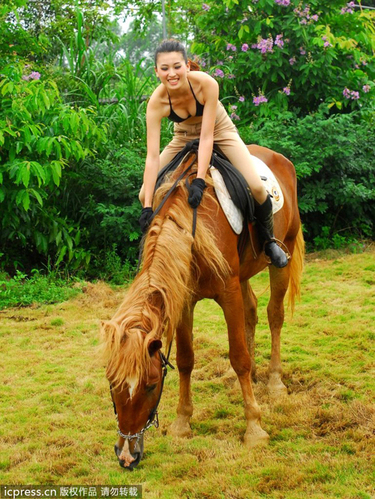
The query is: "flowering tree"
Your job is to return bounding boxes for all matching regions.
[193,0,375,121]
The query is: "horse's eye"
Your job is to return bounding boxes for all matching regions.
[146,384,157,393]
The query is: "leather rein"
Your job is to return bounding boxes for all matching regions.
[110,349,175,444]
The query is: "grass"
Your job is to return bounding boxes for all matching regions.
[0,248,374,498]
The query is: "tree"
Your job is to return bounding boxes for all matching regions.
[191,0,375,121]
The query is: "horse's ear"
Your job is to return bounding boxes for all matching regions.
[147,339,162,357]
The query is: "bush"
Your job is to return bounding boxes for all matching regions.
[239,106,375,247]
[60,144,146,266]
[0,64,107,270]
[0,270,82,309]
[193,0,375,120]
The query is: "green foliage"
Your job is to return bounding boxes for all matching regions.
[192,0,375,120]
[0,64,107,269]
[58,145,145,268]
[0,269,81,309]
[239,106,375,246]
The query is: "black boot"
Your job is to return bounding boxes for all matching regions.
[255,195,288,268]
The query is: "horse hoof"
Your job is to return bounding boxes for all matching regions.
[267,382,288,399]
[169,418,192,438]
[244,428,269,449]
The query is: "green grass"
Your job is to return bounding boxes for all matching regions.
[0,249,374,498]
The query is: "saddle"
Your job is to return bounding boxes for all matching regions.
[155,139,255,225]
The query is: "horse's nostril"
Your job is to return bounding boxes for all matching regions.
[114,444,142,470]
[127,453,141,470]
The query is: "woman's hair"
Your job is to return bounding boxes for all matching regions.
[154,39,200,71]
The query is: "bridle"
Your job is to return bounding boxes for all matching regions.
[110,350,175,445]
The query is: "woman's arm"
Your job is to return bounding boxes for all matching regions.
[196,76,219,179]
[143,99,163,208]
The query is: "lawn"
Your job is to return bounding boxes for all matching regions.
[0,247,374,499]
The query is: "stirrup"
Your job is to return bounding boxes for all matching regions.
[263,239,291,267]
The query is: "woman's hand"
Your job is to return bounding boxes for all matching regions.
[188,178,206,208]
[139,207,154,233]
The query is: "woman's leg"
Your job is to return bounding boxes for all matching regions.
[214,126,267,204]
[214,112,288,268]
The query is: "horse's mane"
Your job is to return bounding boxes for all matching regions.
[100,165,230,393]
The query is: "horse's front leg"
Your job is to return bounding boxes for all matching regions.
[267,265,289,398]
[241,280,258,382]
[217,279,269,448]
[169,302,195,438]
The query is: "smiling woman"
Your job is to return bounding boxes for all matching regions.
[138,39,289,268]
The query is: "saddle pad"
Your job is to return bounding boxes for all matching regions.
[210,157,284,235]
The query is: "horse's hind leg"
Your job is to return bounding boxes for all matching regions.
[218,279,269,448]
[267,265,289,398]
[169,303,195,438]
[241,280,258,382]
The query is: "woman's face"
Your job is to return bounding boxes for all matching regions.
[155,51,190,90]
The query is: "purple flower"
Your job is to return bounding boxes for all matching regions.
[351,91,360,100]
[275,0,290,6]
[341,2,355,14]
[230,112,240,120]
[274,34,284,48]
[227,74,235,79]
[255,37,274,54]
[343,87,351,99]
[311,14,319,21]
[226,43,237,51]
[253,94,268,106]
[363,84,370,93]
[299,47,306,55]
[289,57,296,65]
[231,105,238,110]
[22,71,41,81]
[324,41,332,48]
[242,43,249,52]
[202,3,210,11]
[214,68,224,78]
[239,96,245,102]
[283,87,291,95]
[217,60,224,65]
[300,18,307,25]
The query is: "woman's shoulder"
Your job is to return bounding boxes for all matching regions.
[189,71,218,92]
[147,84,169,119]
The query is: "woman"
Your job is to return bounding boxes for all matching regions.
[139,39,287,268]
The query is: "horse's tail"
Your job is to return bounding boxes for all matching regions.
[288,225,305,314]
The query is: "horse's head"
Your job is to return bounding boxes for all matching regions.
[101,320,166,469]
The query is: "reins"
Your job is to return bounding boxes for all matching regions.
[137,151,198,271]
[110,345,175,444]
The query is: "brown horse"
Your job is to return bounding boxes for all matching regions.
[100,145,304,469]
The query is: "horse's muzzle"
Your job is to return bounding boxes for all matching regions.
[114,436,144,470]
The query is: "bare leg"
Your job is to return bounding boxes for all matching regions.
[169,303,195,438]
[241,280,258,382]
[217,278,269,448]
[267,265,289,398]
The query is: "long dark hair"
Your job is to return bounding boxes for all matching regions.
[154,39,200,71]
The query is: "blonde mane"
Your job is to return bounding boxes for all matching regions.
[100,164,230,393]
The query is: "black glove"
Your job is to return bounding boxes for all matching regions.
[188,178,206,209]
[139,207,153,233]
